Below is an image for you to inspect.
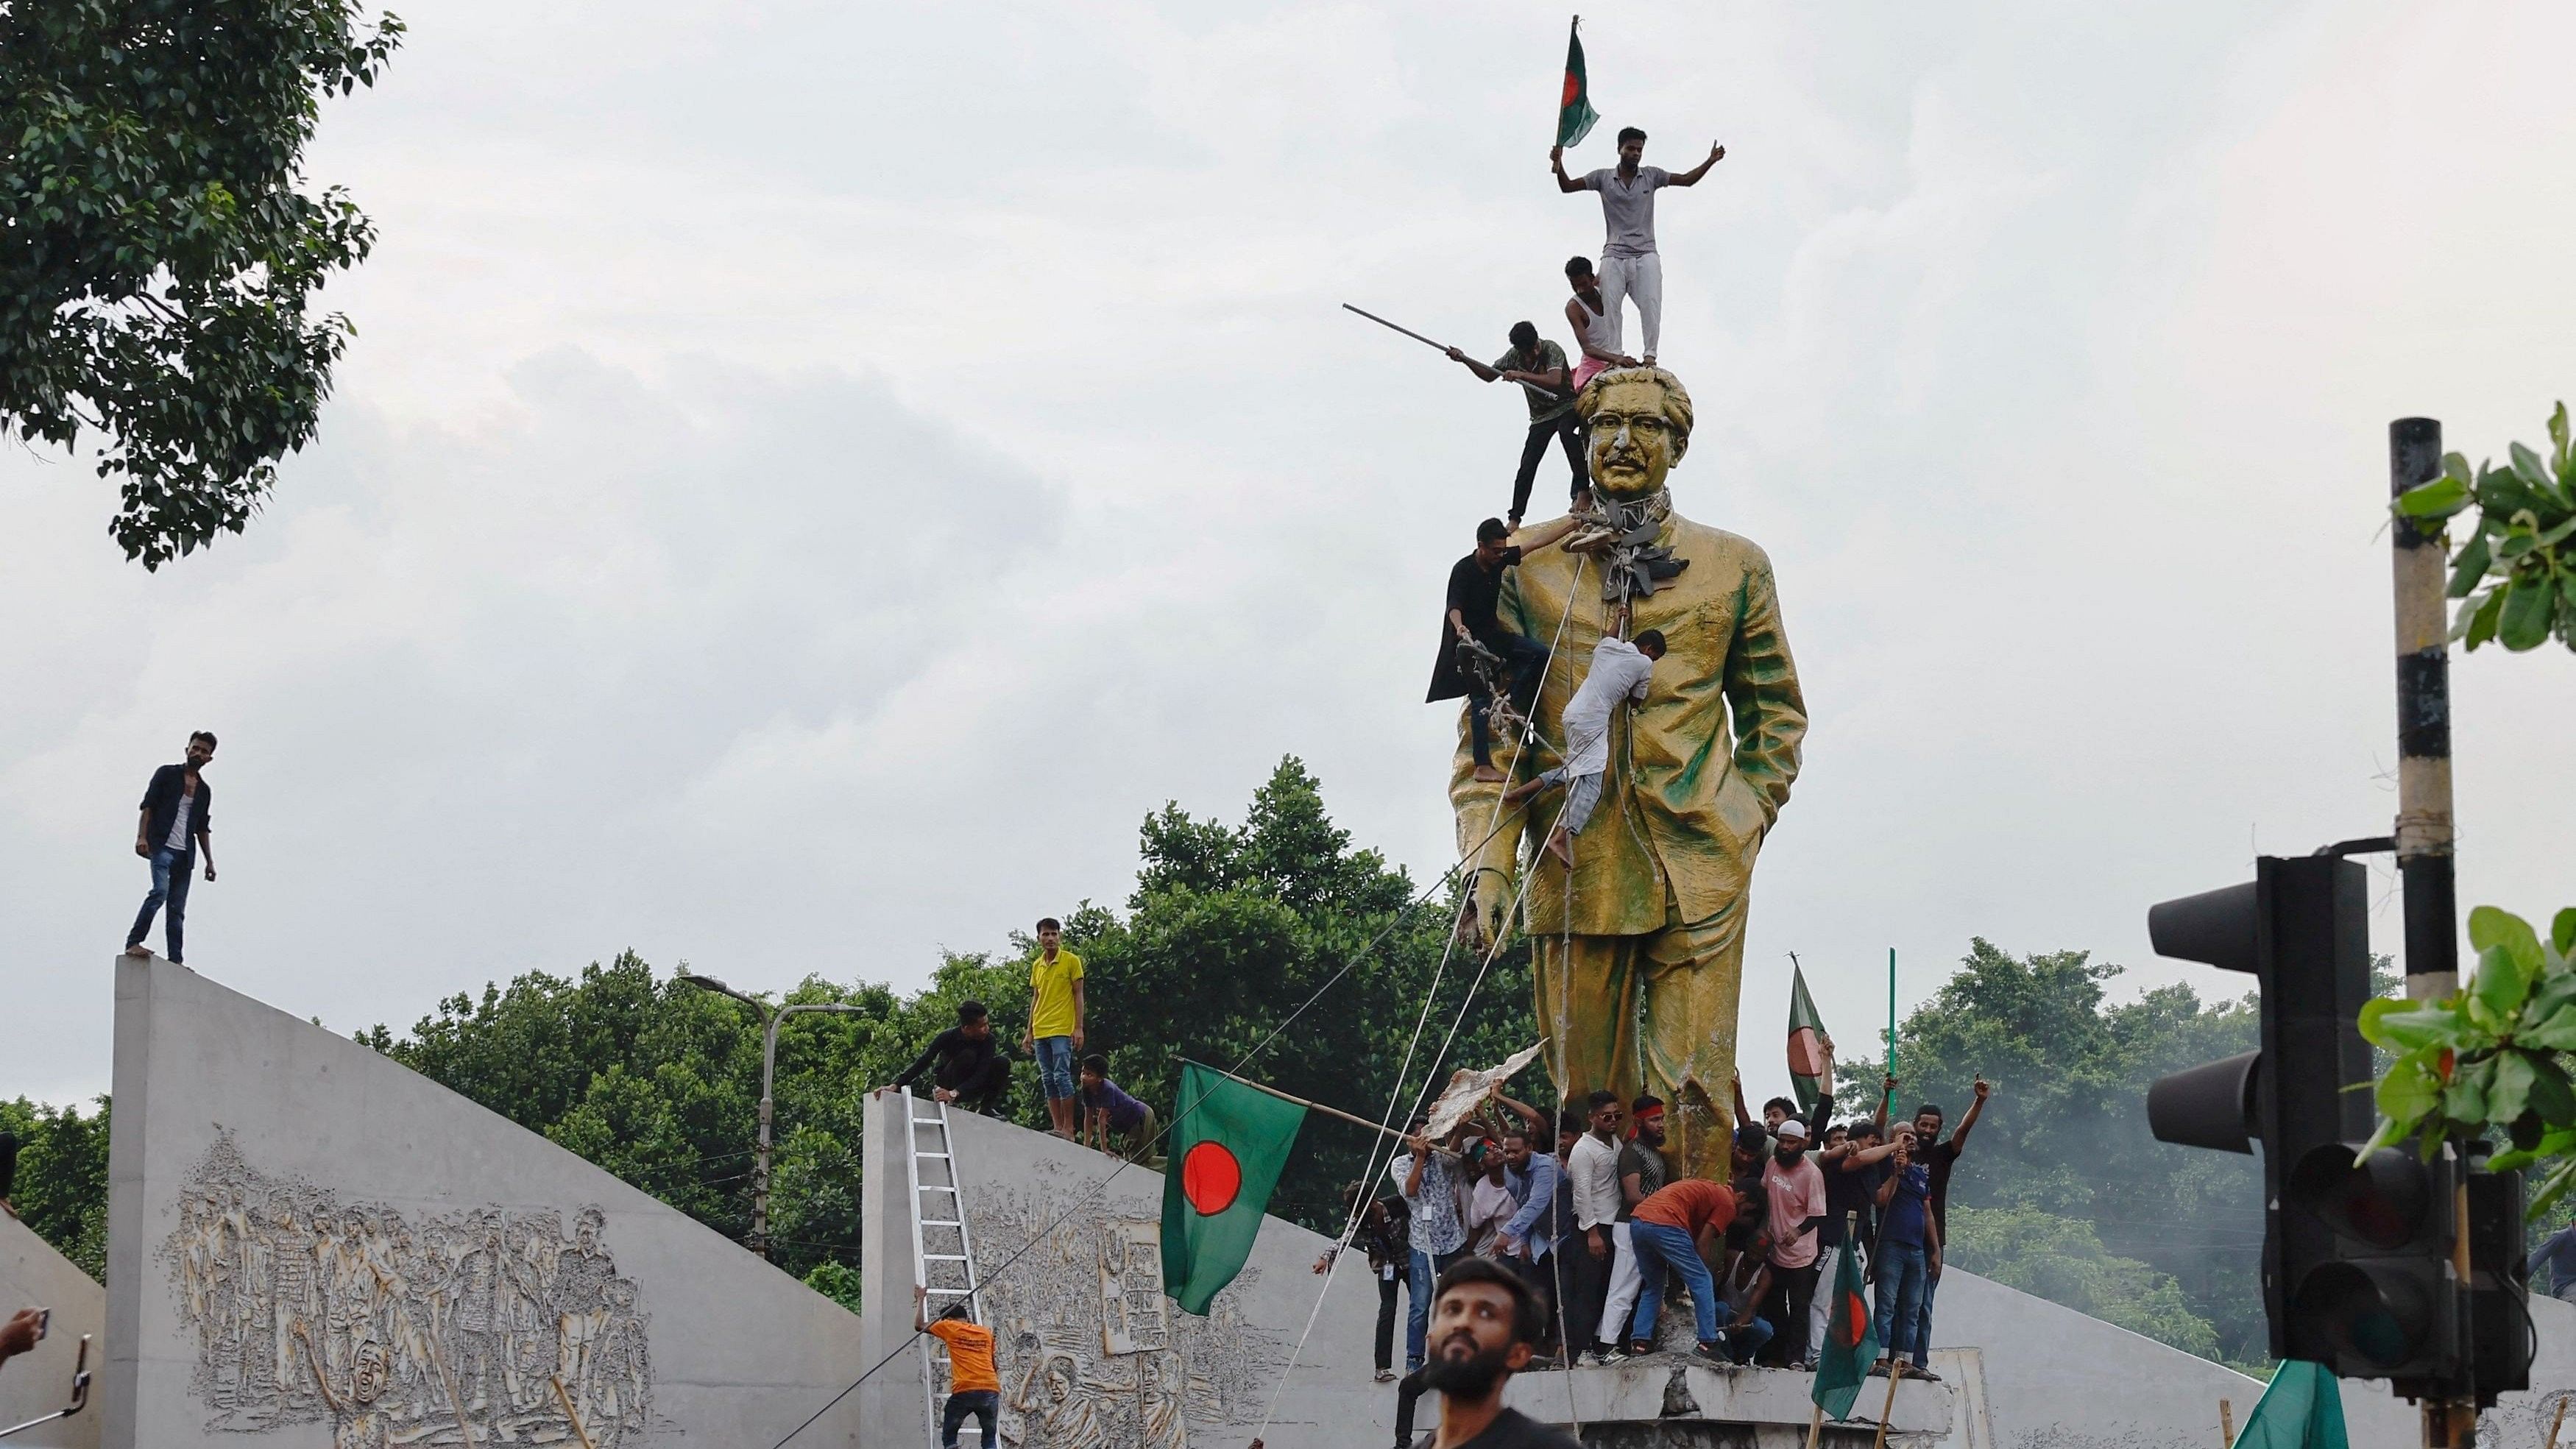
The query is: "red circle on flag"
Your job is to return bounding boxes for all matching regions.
[1834,1290,1869,1347]
[1788,1027,1827,1077]
[1561,73,1582,108]
[1181,1142,1242,1215]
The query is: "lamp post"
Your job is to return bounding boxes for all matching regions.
[679,972,860,1258]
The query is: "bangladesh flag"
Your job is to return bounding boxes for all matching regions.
[1556,18,1598,149]
[1811,1218,1882,1420]
[2234,1361,2349,1449]
[1788,961,1832,1115]
[1161,1063,1307,1315]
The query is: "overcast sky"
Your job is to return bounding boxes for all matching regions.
[7,1,2575,1112]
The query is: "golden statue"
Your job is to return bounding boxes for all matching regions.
[1450,366,1805,1180]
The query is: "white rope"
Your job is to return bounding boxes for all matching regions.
[1255,556,1591,1440]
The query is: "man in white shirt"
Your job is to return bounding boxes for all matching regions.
[1549,126,1727,366]
[1563,1090,1627,1364]
[1504,631,1663,866]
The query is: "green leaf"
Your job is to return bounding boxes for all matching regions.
[2360,1113,2413,1158]
[2460,587,2505,649]
[2447,531,2493,597]
[2443,1055,2495,1123]
[2468,905,2545,975]
[2486,1050,2536,1125]
[2488,1146,2543,1171]
[2517,1002,2576,1051]
[2551,403,2571,476]
[2510,440,2554,492]
[2360,997,2469,1050]
[2530,1156,2576,1221]
[2396,476,2471,518]
[2444,450,2476,486]
[2501,573,2556,650]
[2377,1050,2445,1128]
[2553,908,2576,957]
[2525,1052,2575,1123]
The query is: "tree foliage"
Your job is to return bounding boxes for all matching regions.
[2360,904,2576,1216]
[1,0,401,567]
[0,1097,110,1281]
[2393,402,2576,652]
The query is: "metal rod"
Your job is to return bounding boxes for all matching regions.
[2390,417,2458,1002]
[1342,302,1454,353]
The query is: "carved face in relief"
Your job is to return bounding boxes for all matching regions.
[352,1340,389,1404]
[1044,1358,1075,1403]
[1579,370,1694,500]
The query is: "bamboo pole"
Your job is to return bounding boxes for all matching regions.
[550,1375,598,1449]
[2220,1398,2235,1449]
[1200,1066,1415,1142]
[1869,1359,1904,1449]
[2543,1396,2566,1449]
[1805,1402,1827,1449]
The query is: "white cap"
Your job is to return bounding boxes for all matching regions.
[1774,1119,1809,1143]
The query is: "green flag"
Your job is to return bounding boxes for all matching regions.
[1161,1063,1307,1315]
[1788,960,1831,1114]
[2233,1362,2349,1449]
[1556,18,1598,149]
[1811,1215,1881,1420]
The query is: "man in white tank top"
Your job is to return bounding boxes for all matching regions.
[1563,256,1635,392]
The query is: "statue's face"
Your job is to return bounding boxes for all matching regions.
[1585,377,1685,498]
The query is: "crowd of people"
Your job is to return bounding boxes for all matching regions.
[1326,1053,1995,1446]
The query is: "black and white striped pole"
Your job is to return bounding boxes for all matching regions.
[2390,417,2458,1005]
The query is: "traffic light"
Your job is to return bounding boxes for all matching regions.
[2463,1158,2531,1406]
[2282,1140,2460,1386]
[2145,855,2382,1364]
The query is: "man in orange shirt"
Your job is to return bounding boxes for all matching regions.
[913,1285,999,1449]
[1623,1178,1737,1363]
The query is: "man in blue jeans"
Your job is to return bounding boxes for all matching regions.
[1870,1125,1938,1379]
[124,731,218,967]
[1623,1177,1738,1364]
[1388,1116,1468,1372]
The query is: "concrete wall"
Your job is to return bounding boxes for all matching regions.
[859,1089,1393,1448]
[1929,1269,2262,1449]
[0,1212,104,1447]
[102,955,868,1448]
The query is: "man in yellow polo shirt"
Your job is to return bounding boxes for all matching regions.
[1019,916,1086,1138]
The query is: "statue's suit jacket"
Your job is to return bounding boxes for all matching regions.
[1451,511,1806,938]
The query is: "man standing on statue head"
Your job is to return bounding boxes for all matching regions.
[1419,1258,1584,1449]
[1551,126,1726,366]
[1565,256,1635,393]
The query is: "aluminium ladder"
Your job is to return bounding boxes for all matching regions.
[900,1087,988,1445]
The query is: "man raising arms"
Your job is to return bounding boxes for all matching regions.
[1551,127,1726,366]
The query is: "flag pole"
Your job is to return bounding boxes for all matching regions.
[1870,1356,1904,1449]
[1805,1404,1825,1449]
[1197,1064,1414,1143]
[1883,947,1898,1116]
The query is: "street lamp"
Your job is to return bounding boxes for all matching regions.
[678,971,861,1258]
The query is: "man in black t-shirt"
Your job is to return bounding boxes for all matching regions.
[1415,1258,1583,1449]
[881,1001,1012,1115]
[1908,1077,1989,1367]
[1426,517,1582,782]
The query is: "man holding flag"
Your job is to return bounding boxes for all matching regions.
[1808,1211,1883,1428]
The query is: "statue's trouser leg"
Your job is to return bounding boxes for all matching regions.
[1638,893,1749,1183]
[1531,931,1641,1116]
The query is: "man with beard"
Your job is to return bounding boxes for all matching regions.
[1418,1258,1583,1449]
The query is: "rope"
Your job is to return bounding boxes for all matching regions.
[1254,557,1590,1439]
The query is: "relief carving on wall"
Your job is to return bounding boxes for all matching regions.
[946,1164,1287,1449]
[159,1134,656,1447]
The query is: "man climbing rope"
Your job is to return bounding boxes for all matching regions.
[1427,515,1584,784]
[1549,127,1726,367]
[1501,631,1663,866]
